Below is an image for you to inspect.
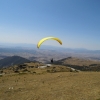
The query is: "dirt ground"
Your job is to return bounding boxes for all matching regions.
[0,72,100,100]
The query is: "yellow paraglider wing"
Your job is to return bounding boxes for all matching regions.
[37,37,62,48]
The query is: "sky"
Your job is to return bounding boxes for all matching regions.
[0,0,100,50]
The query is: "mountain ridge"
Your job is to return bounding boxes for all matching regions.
[0,56,30,68]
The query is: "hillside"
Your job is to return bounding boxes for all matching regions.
[54,57,100,71]
[0,57,100,100]
[0,72,100,100]
[55,57,100,66]
[0,56,30,68]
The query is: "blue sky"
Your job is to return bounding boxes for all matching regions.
[0,0,100,50]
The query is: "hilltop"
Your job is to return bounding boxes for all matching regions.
[0,57,100,100]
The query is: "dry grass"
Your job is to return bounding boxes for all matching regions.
[25,62,45,67]
[0,71,100,100]
[63,57,100,66]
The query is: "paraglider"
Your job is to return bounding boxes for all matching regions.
[37,37,62,48]
[37,36,62,65]
[51,58,53,63]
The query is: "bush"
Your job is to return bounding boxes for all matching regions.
[14,70,19,73]
[0,70,3,73]
[70,69,73,72]
[47,70,50,72]
[22,69,28,72]
[33,72,36,73]
[51,69,56,73]
[0,75,2,77]
[18,72,27,75]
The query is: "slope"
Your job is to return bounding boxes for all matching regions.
[0,56,30,68]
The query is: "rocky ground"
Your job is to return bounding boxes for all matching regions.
[0,64,100,100]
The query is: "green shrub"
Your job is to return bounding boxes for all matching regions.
[0,75,2,77]
[47,70,50,72]
[22,69,28,72]
[33,72,36,73]
[18,72,27,75]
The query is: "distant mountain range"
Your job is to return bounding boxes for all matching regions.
[0,43,100,63]
[0,42,100,51]
[0,56,30,68]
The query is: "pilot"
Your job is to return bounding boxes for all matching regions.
[51,58,53,63]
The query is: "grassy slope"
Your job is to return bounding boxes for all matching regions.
[0,72,100,100]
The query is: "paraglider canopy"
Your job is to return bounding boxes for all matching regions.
[37,37,62,48]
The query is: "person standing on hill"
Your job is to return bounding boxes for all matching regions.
[51,58,53,63]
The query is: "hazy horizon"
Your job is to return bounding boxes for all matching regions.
[0,42,100,51]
